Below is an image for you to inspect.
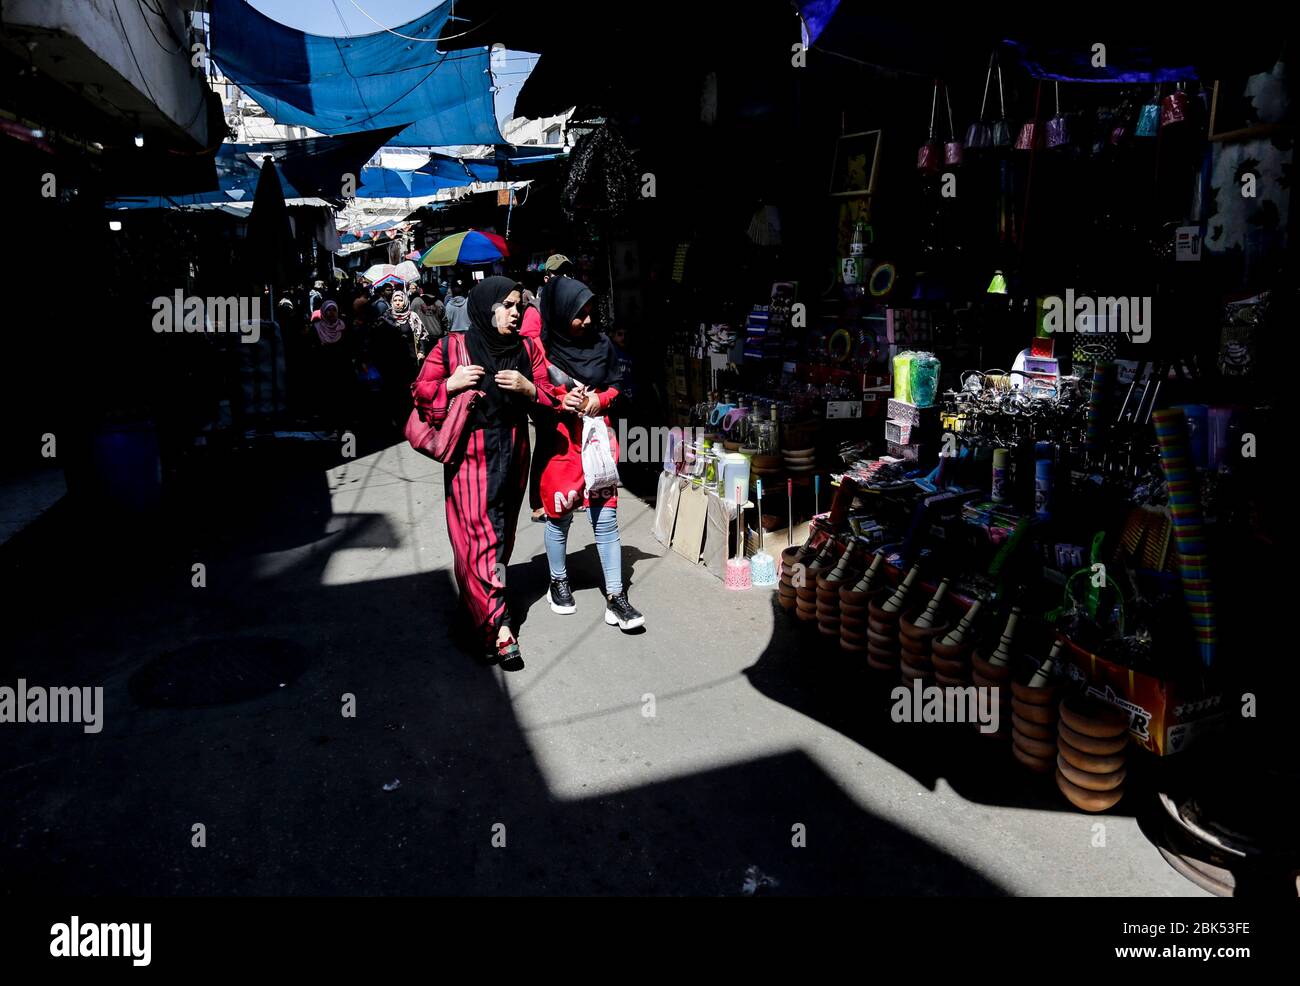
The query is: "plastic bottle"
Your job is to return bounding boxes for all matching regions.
[1034,459,1052,519]
[991,448,1009,503]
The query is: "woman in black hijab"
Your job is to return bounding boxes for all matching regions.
[412,275,556,664]
[536,277,645,632]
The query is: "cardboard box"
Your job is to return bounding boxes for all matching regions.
[1062,640,1225,756]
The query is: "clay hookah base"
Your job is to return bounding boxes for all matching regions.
[1056,768,1125,812]
[1010,696,1057,726]
[1012,741,1056,773]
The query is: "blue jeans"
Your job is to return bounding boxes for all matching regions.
[544,502,622,596]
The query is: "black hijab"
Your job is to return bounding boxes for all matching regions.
[463,276,528,425]
[540,276,618,390]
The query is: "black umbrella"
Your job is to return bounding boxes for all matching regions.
[247,156,294,290]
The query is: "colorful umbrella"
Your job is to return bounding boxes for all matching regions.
[420,229,509,267]
[363,263,396,283]
[393,260,421,283]
[403,250,421,261]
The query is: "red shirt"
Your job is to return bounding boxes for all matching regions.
[537,383,620,518]
[520,306,542,340]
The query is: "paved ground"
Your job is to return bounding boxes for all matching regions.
[1,438,1203,896]
[0,464,65,549]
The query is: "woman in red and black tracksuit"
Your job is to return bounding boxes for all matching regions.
[536,277,644,631]
[412,277,555,664]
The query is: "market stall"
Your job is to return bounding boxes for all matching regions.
[642,33,1287,886]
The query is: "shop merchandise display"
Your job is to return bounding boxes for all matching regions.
[646,37,1280,862]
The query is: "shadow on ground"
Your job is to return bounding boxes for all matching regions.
[1,443,1005,895]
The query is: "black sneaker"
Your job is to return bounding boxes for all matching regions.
[604,592,644,630]
[549,579,576,615]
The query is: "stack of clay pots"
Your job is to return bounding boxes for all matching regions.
[1056,694,1130,812]
[838,552,886,657]
[817,544,863,641]
[866,564,920,672]
[776,543,808,613]
[931,599,981,686]
[1009,641,1064,773]
[899,579,952,686]
[970,606,1021,739]
[795,540,840,625]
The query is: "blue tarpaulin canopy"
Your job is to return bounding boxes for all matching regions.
[209,0,503,147]
[417,154,502,185]
[108,128,399,209]
[355,167,448,199]
[108,191,255,210]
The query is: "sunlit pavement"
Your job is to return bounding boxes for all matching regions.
[1,441,1203,896]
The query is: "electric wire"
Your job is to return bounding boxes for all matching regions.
[133,0,187,54]
[345,0,502,44]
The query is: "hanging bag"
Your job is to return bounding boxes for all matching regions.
[405,333,484,465]
[1015,79,1041,150]
[1136,84,1161,136]
[917,80,943,174]
[1160,80,1190,128]
[990,52,1012,147]
[1046,81,1070,148]
[944,83,964,166]
[965,52,995,149]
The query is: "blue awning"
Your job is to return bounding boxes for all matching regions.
[417,154,502,185]
[108,191,254,210]
[1001,40,1198,83]
[209,0,503,148]
[355,161,510,198]
[354,167,446,198]
[796,1,841,44]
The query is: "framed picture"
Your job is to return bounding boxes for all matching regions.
[829,130,882,199]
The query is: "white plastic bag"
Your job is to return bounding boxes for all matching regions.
[581,415,620,494]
